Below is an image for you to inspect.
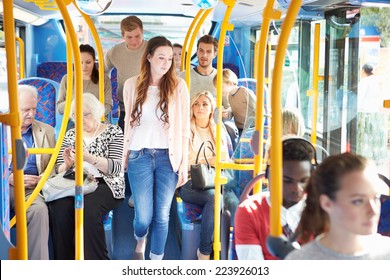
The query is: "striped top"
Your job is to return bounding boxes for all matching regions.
[56,124,125,199]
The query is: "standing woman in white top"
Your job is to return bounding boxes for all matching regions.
[122,36,190,260]
[286,153,390,260]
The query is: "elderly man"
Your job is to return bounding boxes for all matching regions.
[9,85,56,259]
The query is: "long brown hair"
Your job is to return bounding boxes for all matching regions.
[79,44,99,84]
[295,153,369,244]
[130,36,178,127]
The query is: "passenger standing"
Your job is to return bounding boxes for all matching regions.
[173,43,182,75]
[234,137,314,260]
[49,93,125,260]
[122,36,190,260]
[356,63,387,164]
[57,44,112,128]
[104,15,147,131]
[8,85,56,259]
[178,91,230,260]
[286,153,390,259]
[179,35,226,104]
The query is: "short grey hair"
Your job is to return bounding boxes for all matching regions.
[18,84,38,100]
[70,93,105,122]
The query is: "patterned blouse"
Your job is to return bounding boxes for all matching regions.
[56,124,125,199]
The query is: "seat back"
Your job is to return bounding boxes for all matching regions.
[37,62,67,83]
[18,78,60,129]
[0,123,11,259]
[110,68,119,122]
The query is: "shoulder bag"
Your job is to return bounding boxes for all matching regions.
[190,140,217,190]
[42,169,98,202]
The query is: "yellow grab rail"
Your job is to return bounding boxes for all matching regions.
[72,0,106,122]
[308,23,320,146]
[184,8,213,91]
[55,0,84,260]
[213,0,236,260]
[269,0,302,238]
[15,37,25,79]
[253,0,281,194]
[182,9,204,72]
[2,0,27,260]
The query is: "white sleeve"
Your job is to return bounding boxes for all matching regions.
[235,244,265,260]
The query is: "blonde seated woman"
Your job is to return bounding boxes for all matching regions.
[178,91,230,260]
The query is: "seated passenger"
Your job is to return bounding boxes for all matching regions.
[234,137,315,260]
[178,91,230,260]
[282,107,305,137]
[57,44,113,128]
[8,85,56,260]
[215,68,256,136]
[49,93,125,260]
[286,153,390,260]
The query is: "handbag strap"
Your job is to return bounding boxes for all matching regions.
[195,140,216,168]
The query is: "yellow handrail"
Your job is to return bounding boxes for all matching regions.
[72,0,106,122]
[55,0,84,260]
[253,0,281,194]
[269,0,302,238]
[184,9,213,91]
[213,0,236,260]
[2,0,27,260]
[308,23,320,146]
[182,10,204,72]
[15,37,25,79]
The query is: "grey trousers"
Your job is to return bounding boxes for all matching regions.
[25,194,50,260]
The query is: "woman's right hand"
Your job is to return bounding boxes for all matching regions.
[62,146,75,169]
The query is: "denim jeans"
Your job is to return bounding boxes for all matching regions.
[178,180,216,255]
[127,148,178,256]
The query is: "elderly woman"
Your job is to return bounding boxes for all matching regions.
[49,93,124,260]
[178,91,230,260]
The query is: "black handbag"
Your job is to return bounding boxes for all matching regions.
[190,140,216,190]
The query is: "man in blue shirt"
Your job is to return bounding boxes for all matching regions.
[9,85,56,259]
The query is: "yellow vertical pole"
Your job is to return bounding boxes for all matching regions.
[253,1,281,194]
[269,0,302,238]
[213,0,235,260]
[182,10,205,72]
[15,37,25,79]
[73,0,105,122]
[308,23,320,146]
[184,9,213,91]
[55,0,84,260]
[3,0,27,260]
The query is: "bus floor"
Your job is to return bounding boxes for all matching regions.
[110,192,181,260]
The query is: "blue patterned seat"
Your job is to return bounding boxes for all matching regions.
[237,78,257,93]
[109,68,119,122]
[18,78,60,133]
[0,123,12,259]
[37,62,67,83]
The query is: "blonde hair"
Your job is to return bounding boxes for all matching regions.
[190,91,216,122]
[282,108,305,137]
[213,68,238,87]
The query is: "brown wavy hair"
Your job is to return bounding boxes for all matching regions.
[130,36,178,127]
[295,153,370,244]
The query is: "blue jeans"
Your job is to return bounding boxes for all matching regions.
[127,148,178,256]
[179,180,216,255]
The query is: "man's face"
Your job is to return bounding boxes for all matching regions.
[282,160,311,208]
[196,42,216,68]
[19,91,37,131]
[123,27,143,50]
